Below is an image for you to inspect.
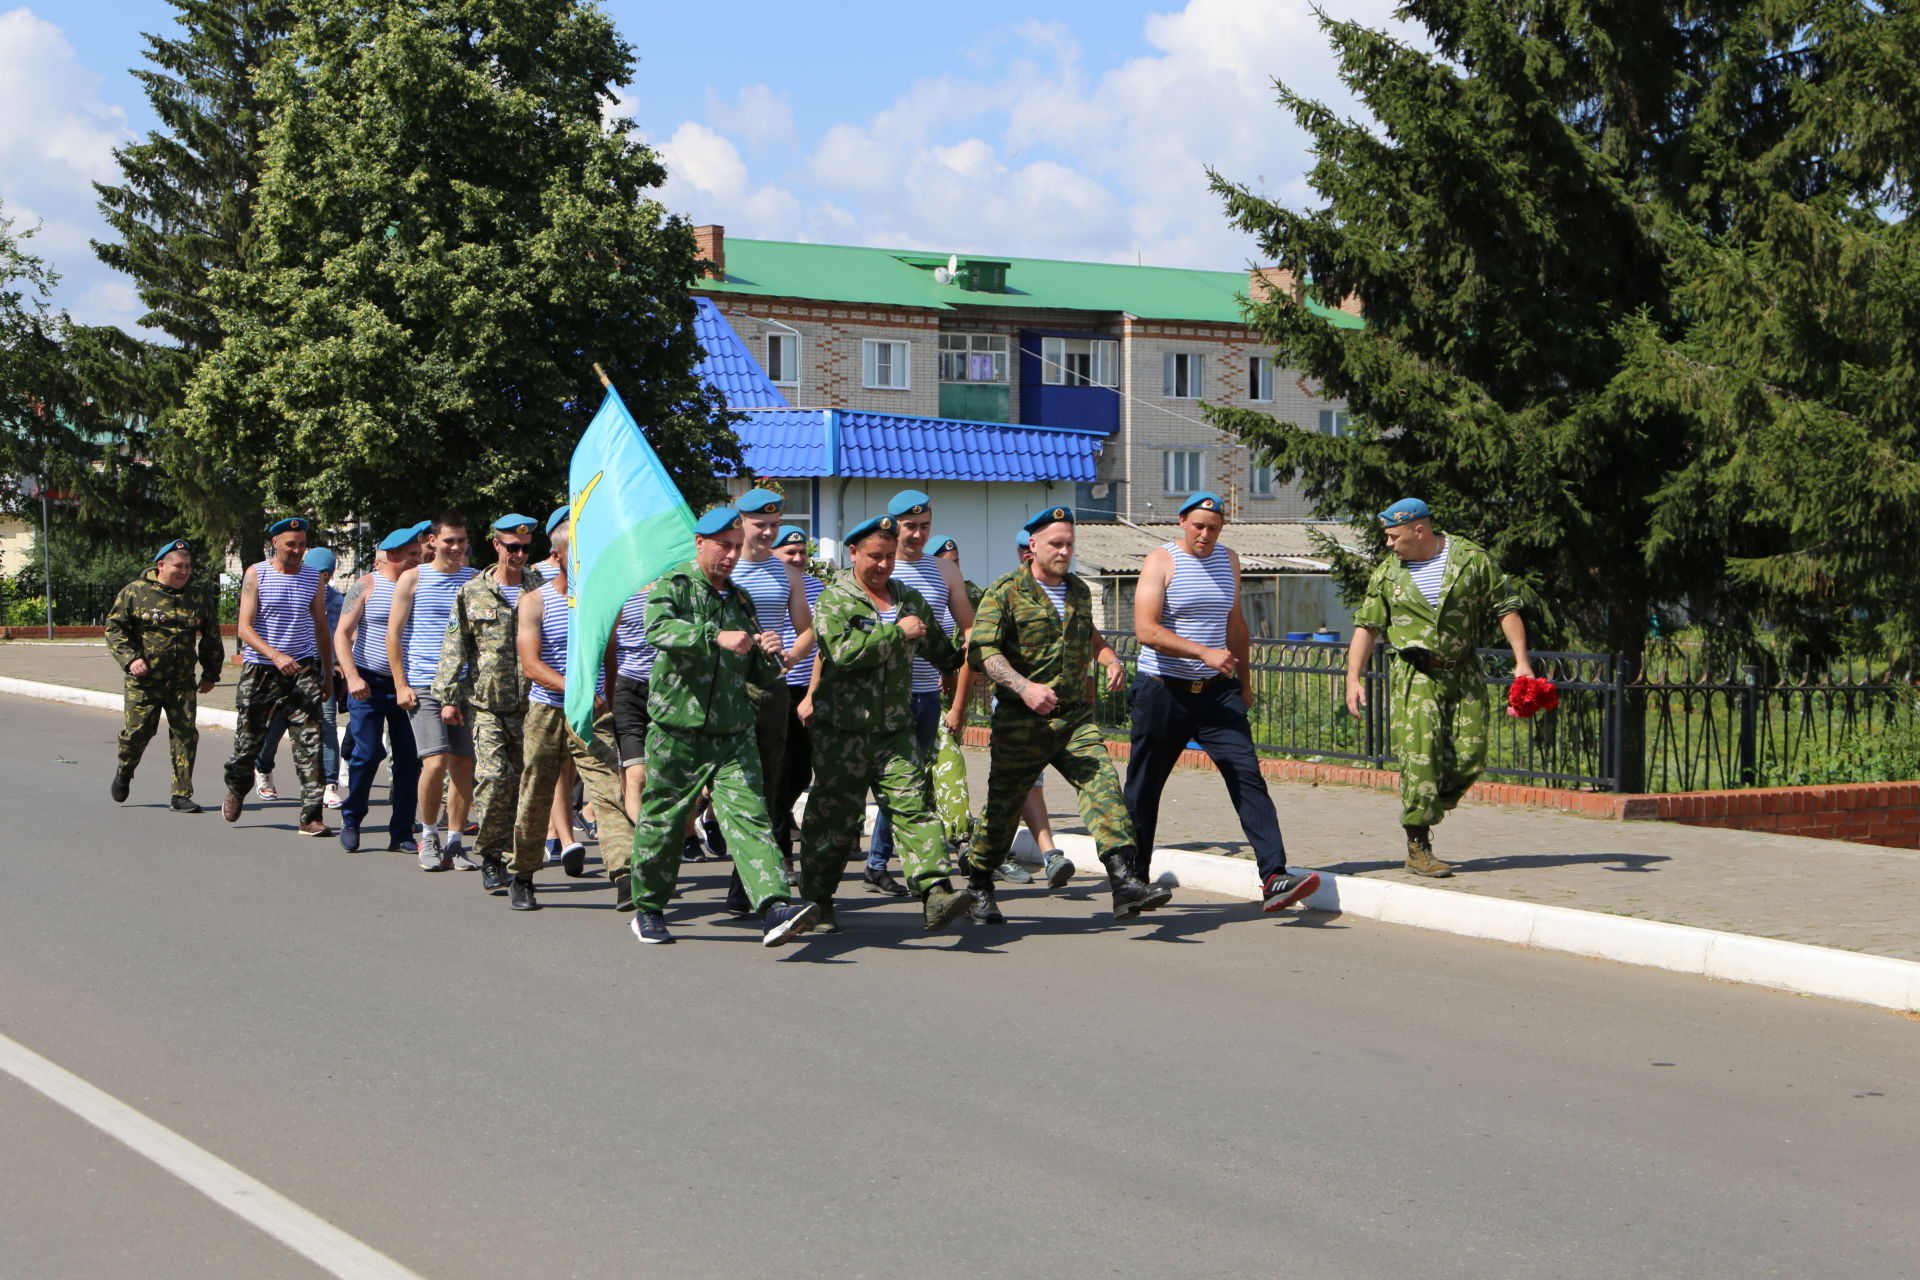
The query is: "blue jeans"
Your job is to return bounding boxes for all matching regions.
[341,672,421,845]
[866,691,943,869]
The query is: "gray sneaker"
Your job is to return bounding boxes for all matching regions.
[994,860,1033,884]
[448,843,482,872]
[1043,850,1076,889]
[417,827,449,872]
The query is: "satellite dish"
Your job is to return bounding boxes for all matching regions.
[932,267,952,284]
[947,253,960,274]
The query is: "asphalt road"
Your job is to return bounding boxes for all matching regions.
[2,694,1915,1279]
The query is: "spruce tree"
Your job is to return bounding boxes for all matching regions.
[173,0,739,544]
[1212,2,1918,675]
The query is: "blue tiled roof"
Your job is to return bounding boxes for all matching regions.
[692,297,787,408]
[735,408,1101,483]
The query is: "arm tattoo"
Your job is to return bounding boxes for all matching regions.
[982,653,1029,696]
[344,575,373,608]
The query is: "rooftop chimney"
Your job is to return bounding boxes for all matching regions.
[1248,267,1302,304]
[694,224,726,280]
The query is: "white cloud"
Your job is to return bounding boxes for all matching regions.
[648,0,1408,268]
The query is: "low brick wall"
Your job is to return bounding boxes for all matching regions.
[0,625,242,640]
[957,726,1920,850]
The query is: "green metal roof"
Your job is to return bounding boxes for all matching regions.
[699,238,1365,329]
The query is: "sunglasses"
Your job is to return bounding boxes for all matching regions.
[497,541,533,554]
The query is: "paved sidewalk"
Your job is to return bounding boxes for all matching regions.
[10,639,1918,963]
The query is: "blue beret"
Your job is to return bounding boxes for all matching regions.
[1378,498,1431,528]
[887,489,931,518]
[545,505,570,535]
[773,524,807,549]
[693,506,742,537]
[845,514,900,546]
[1023,505,1074,535]
[931,537,958,555]
[378,527,418,552]
[409,520,432,537]
[492,513,538,536]
[1179,491,1225,518]
[737,488,784,516]
[1015,529,1031,550]
[303,547,336,573]
[268,517,308,538]
[153,538,189,563]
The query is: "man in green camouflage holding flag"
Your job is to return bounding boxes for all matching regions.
[798,514,976,934]
[105,539,224,812]
[1345,499,1532,877]
[624,507,819,949]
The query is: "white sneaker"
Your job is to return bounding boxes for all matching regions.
[323,784,342,808]
[254,771,279,801]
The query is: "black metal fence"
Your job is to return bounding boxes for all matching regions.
[965,633,1919,794]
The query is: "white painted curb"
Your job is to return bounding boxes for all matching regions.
[9,676,1918,1011]
[2,676,238,731]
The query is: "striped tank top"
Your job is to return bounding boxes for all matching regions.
[352,574,397,674]
[782,574,826,688]
[404,564,477,685]
[890,552,950,693]
[1138,541,1235,682]
[529,584,570,707]
[1407,538,1450,607]
[615,587,656,681]
[242,560,321,665]
[732,555,791,635]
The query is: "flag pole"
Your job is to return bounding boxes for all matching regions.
[593,363,612,389]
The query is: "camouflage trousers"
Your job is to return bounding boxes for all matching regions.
[118,676,198,797]
[799,724,954,905]
[511,703,631,878]
[470,706,524,863]
[225,662,324,824]
[930,725,975,866]
[970,702,1137,875]
[1393,664,1490,827]
[629,725,792,916]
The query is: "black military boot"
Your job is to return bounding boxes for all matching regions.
[508,875,540,911]
[480,855,507,893]
[610,870,636,911]
[1101,850,1172,921]
[110,772,131,804]
[922,880,976,932]
[965,864,1005,925]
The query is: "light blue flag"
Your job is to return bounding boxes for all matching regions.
[564,384,696,739]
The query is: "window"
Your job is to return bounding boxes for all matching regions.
[863,340,911,390]
[1163,352,1205,399]
[1250,461,1275,497]
[765,332,798,386]
[1164,450,1203,493]
[1318,409,1351,437]
[1248,355,1274,402]
[1041,336,1118,387]
[939,333,1008,382]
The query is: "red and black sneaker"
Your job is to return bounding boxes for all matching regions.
[1261,870,1321,914]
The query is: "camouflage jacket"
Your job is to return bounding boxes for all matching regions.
[811,574,962,733]
[644,558,784,735]
[104,570,224,686]
[432,572,530,712]
[1353,535,1522,665]
[968,567,1099,708]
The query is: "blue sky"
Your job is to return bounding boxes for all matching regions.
[1,0,1405,329]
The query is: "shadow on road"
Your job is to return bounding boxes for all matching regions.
[1312,850,1671,877]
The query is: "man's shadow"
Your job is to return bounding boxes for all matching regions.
[1312,850,1672,876]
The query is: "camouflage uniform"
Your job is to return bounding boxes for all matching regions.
[627,559,794,916]
[798,575,963,905]
[433,573,530,864]
[510,705,633,878]
[967,568,1139,874]
[930,725,976,868]
[1353,535,1523,827]
[105,569,224,797]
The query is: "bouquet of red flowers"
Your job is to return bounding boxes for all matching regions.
[1507,675,1560,718]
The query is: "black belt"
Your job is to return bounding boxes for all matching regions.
[1398,649,1464,674]
[1151,673,1233,694]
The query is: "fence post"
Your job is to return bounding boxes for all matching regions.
[1738,664,1760,788]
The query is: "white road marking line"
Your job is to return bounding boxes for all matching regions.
[0,1031,427,1280]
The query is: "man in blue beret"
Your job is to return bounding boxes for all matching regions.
[623,507,818,947]
[1346,498,1533,876]
[105,539,224,812]
[966,505,1168,923]
[386,511,477,869]
[525,505,569,591]
[768,524,825,870]
[1125,493,1321,914]
[220,518,335,834]
[332,526,426,851]
[252,547,348,808]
